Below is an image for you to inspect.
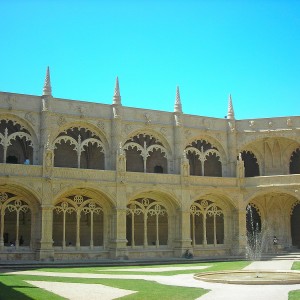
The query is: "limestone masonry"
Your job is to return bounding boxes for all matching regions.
[0,67,299,261]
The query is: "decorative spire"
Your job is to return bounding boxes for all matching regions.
[174,86,182,113]
[113,76,122,105]
[43,66,52,96]
[227,94,235,120]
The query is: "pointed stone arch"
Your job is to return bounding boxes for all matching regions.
[290,147,300,174]
[185,137,224,177]
[185,134,227,163]
[289,197,300,248]
[123,130,172,174]
[246,190,300,250]
[52,187,114,250]
[0,185,40,251]
[240,137,300,176]
[0,115,38,165]
[240,150,260,177]
[190,199,224,246]
[124,128,172,154]
[126,189,180,249]
[52,123,109,169]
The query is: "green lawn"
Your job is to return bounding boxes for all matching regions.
[0,274,207,300]
[0,261,299,300]
[38,260,250,275]
[289,262,300,300]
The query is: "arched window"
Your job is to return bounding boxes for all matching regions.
[124,134,168,173]
[241,151,260,177]
[185,140,222,176]
[0,192,32,249]
[54,127,105,169]
[291,202,300,247]
[0,119,33,164]
[290,148,300,174]
[126,198,168,247]
[190,199,224,246]
[53,194,104,249]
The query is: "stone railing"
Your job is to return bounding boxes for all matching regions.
[0,163,299,190]
[189,175,237,187]
[125,172,181,185]
[51,167,116,182]
[0,163,42,177]
[244,174,300,187]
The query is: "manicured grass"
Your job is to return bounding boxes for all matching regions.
[1,261,299,299]
[292,261,300,270]
[289,262,300,300]
[1,261,249,300]
[0,274,65,300]
[37,260,250,275]
[289,290,300,300]
[0,273,208,300]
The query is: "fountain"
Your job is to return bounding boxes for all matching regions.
[194,205,300,285]
[194,270,300,285]
[245,204,267,261]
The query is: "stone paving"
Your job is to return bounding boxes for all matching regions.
[5,260,300,300]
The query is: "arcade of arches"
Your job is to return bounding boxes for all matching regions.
[0,87,299,261]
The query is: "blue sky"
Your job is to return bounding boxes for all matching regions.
[0,0,299,119]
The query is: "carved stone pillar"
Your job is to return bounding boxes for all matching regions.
[231,201,247,255]
[36,205,54,260]
[173,114,184,174]
[0,210,4,250]
[116,145,126,183]
[40,95,52,165]
[180,151,190,182]
[174,187,192,256]
[226,119,237,177]
[111,106,123,170]
[43,148,54,177]
[109,182,128,259]
[109,208,128,259]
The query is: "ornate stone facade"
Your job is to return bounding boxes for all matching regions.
[0,68,299,261]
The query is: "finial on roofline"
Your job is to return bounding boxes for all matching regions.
[42,66,52,97]
[113,76,122,105]
[174,85,182,113]
[227,94,235,120]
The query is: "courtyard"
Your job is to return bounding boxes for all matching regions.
[1,258,300,300]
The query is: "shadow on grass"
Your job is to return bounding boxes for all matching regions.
[0,280,36,300]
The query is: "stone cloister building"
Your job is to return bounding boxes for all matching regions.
[0,67,299,261]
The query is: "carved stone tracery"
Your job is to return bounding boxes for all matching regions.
[53,127,105,169]
[123,134,169,173]
[0,192,31,249]
[126,198,167,248]
[190,199,223,246]
[0,119,34,164]
[54,194,104,249]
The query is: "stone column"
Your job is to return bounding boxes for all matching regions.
[0,209,4,250]
[36,205,54,260]
[109,207,128,259]
[40,95,52,165]
[174,183,192,256]
[226,119,237,177]
[36,178,54,260]
[110,106,123,170]
[232,201,247,255]
[173,114,184,174]
[174,209,192,256]
[109,181,128,259]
